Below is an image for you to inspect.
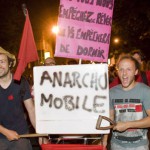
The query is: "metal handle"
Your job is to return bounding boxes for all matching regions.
[96,115,115,130]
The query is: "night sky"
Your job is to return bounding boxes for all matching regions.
[0,0,149,60]
[0,0,60,51]
[27,0,150,60]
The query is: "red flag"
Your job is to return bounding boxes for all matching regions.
[14,10,39,81]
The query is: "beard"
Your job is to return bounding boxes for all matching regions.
[0,68,10,79]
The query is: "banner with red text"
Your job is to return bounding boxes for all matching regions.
[55,0,114,62]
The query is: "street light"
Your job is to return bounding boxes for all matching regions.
[44,52,50,59]
[114,38,120,44]
[52,25,59,34]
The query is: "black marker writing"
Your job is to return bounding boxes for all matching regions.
[40,71,107,91]
[76,29,110,44]
[40,93,106,113]
[96,0,114,10]
[77,45,105,59]
[59,5,95,23]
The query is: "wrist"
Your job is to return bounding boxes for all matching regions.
[1,127,8,134]
[125,121,131,129]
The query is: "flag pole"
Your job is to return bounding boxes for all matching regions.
[22,3,27,16]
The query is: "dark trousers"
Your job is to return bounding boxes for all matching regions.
[0,138,32,150]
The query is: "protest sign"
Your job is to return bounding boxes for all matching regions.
[55,0,114,62]
[34,64,109,134]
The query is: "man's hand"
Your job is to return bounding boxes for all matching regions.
[113,122,129,132]
[4,129,19,141]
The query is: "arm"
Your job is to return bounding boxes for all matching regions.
[24,98,36,129]
[0,125,19,141]
[24,98,50,144]
[113,109,150,132]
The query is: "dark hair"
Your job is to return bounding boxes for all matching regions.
[130,49,145,61]
[67,59,78,65]
[8,57,15,69]
[117,55,140,70]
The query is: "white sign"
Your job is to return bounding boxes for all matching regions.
[34,64,110,134]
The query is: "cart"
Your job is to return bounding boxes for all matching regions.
[41,144,106,150]
[40,135,107,150]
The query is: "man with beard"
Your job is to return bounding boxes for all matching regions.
[103,55,150,150]
[0,47,35,150]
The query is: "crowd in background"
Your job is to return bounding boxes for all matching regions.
[1,46,150,150]
[22,49,150,90]
[109,49,150,86]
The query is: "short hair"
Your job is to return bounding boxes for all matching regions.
[44,57,56,66]
[8,56,15,69]
[67,59,78,65]
[116,55,140,71]
[0,47,16,67]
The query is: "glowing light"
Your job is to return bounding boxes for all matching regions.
[52,26,59,34]
[114,38,120,44]
[44,52,50,59]
[108,59,110,65]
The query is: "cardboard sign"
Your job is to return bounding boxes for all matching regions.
[55,0,114,62]
[34,64,109,134]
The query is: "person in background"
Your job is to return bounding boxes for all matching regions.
[0,47,35,150]
[109,49,150,88]
[108,65,117,84]
[66,59,78,65]
[31,57,56,97]
[44,57,56,66]
[130,49,147,71]
[104,55,150,150]
[146,60,150,71]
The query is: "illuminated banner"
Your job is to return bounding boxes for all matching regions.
[34,64,109,134]
[55,0,114,62]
